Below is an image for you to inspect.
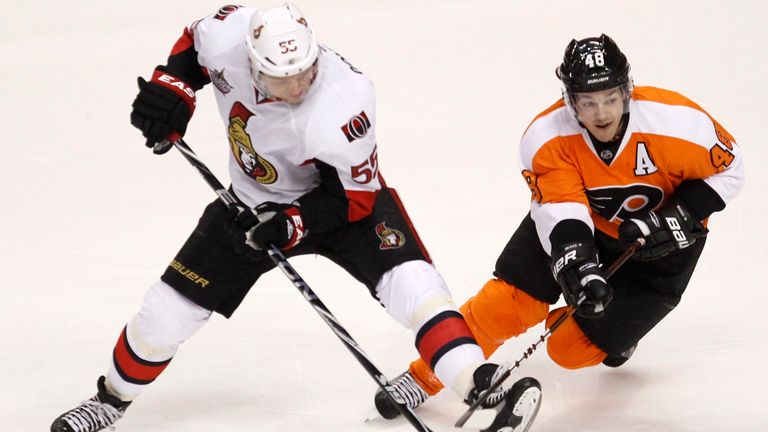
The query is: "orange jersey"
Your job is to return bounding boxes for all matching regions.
[519,86,745,253]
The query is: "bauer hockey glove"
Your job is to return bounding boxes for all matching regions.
[618,199,708,261]
[245,202,307,251]
[551,241,612,318]
[130,67,196,153]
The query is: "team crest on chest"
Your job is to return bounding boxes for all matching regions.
[586,184,664,222]
[228,102,278,184]
[375,222,405,250]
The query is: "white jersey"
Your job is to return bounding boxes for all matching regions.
[188,6,380,222]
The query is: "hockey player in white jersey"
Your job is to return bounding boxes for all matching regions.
[50,4,540,432]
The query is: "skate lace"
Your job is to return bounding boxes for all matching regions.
[391,372,429,409]
[60,397,124,432]
[482,362,512,408]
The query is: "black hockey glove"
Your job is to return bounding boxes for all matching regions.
[618,199,708,261]
[219,204,260,255]
[228,204,260,231]
[245,202,307,251]
[551,241,612,318]
[130,67,196,153]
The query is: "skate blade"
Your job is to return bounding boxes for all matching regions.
[364,407,381,423]
[457,408,497,430]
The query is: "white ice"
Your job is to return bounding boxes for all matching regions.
[1,1,766,431]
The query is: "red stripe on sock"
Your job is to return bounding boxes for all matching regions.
[113,327,171,384]
[417,316,475,368]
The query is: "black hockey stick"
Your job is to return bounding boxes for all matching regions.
[455,237,645,428]
[155,138,434,432]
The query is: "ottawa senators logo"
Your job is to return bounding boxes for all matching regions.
[228,102,277,184]
[214,5,241,21]
[341,111,371,142]
[375,222,405,250]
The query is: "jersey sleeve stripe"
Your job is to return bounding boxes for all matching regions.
[633,99,719,151]
[519,105,582,171]
[522,99,566,136]
[530,201,593,255]
[703,152,745,205]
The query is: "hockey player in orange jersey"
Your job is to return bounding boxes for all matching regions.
[373,34,745,425]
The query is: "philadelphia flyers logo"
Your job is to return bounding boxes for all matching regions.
[586,184,664,222]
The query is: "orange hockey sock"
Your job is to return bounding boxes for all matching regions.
[545,307,607,369]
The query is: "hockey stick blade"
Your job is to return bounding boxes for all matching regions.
[455,238,644,428]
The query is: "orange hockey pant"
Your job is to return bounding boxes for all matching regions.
[408,278,608,395]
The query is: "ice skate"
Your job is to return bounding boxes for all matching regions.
[465,364,542,432]
[373,370,430,419]
[50,376,131,432]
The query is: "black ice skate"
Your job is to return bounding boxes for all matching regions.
[465,364,542,432]
[50,376,131,432]
[374,370,430,419]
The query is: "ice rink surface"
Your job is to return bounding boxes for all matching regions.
[2,1,766,431]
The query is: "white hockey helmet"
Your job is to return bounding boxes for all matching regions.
[246,3,319,80]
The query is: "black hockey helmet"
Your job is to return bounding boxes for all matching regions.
[555,34,633,116]
[556,34,631,93]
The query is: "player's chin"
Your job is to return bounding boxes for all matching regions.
[284,95,306,104]
[591,123,616,140]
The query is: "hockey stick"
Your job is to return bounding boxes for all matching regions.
[455,237,645,428]
[155,137,434,432]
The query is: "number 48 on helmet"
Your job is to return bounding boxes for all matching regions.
[556,33,634,115]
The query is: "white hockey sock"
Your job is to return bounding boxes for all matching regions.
[106,281,211,401]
